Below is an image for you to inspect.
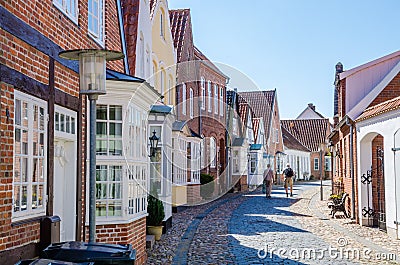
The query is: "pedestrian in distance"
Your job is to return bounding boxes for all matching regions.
[263,164,274,198]
[283,163,294,197]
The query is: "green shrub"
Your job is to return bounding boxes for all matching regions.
[309,175,315,180]
[200,173,214,198]
[147,193,165,226]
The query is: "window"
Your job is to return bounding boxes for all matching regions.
[219,87,224,116]
[189,88,194,118]
[150,147,162,195]
[207,81,212,112]
[210,137,216,168]
[201,77,205,110]
[250,153,257,174]
[13,93,47,220]
[160,69,165,98]
[128,107,147,158]
[128,165,147,214]
[182,84,187,115]
[314,158,319,171]
[54,0,78,22]
[88,0,104,44]
[214,84,218,114]
[96,105,123,156]
[160,11,164,38]
[55,111,76,135]
[233,151,239,174]
[325,156,332,171]
[96,165,122,217]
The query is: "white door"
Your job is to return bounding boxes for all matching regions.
[54,139,77,242]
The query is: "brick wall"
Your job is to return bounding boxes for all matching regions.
[368,73,400,107]
[85,217,147,265]
[0,0,127,260]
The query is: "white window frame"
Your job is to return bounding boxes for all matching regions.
[189,88,194,118]
[182,83,187,115]
[88,0,104,46]
[160,10,164,38]
[214,84,218,114]
[96,104,123,156]
[13,92,48,221]
[219,86,224,116]
[233,150,239,174]
[53,0,78,23]
[207,81,212,112]
[250,153,257,174]
[314,157,319,171]
[325,156,332,171]
[201,77,205,110]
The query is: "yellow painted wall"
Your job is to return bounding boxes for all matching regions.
[151,0,176,106]
[172,185,187,206]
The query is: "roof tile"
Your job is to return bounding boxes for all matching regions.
[356,95,400,121]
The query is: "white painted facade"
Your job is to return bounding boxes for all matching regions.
[135,0,152,81]
[283,149,310,181]
[356,109,400,239]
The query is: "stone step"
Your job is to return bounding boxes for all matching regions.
[146,234,155,249]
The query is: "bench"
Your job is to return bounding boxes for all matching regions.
[327,192,350,218]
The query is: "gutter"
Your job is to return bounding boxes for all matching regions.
[346,116,356,220]
[116,0,130,75]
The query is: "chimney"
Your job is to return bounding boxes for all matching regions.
[308,103,315,111]
[334,62,343,127]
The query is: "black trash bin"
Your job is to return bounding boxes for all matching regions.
[15,258,94,265]
[41,241,136,265]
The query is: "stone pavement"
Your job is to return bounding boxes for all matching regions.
[147,182,399,265]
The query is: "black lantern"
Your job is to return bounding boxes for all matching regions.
[149,130,159,157]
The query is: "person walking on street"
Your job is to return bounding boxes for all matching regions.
[283,163,294,197]
[263,164,274,198]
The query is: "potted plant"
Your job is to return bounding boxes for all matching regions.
[147,192,165,241]
[200,173,215,199]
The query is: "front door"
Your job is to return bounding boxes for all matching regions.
[53,139,77,241]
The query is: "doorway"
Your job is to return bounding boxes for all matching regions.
[53,139,77,241]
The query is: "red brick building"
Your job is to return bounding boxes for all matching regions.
[169,9,229,199]
[329,51,400,225]
[0,1,151,264]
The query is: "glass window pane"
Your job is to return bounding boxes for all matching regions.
[21,186,28,211]
[96,122,107,137]
[15,99,21,125]
[108,202,122,216]
[109,166,122,181]
[96,202,107,216]
[96,183,107,199]
[32,158,38,182]
[66,115,70,133]
[14,157,21,182]
[71,117,75,134]
[96,105,107,120]
[96,140,107,155]
[22,158,28,182]
[55,112,59,131]
[32,185,37,208]
[38,185,44,207]
[60,114,65,132]
[109,105,122,120]
[39,107,45,130]
[109,123,122,137]
[96,165,107,181]
[109,140,122,156]
[22,102,28,127]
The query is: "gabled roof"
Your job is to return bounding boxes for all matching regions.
[238,90,275,139]
[150,104,172,114]
[150,0,157,19]
[356,95,400,122]
[106,69,144,82]
[281,119,330,152]
[296,103,325,119]
[194,46,229,79]
[169,9,191,62]
[238,103,249,128]
[232,137,245,147]
[281,126,310,152]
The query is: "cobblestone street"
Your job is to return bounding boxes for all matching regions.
[148,182,399,265]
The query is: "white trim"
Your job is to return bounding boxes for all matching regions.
[53,0,79,25]
[348,61,400,120]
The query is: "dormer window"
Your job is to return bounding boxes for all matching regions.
[88,0,104,45]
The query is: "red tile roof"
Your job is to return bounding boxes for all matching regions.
[194,46,228,78]
[281,119,330,152]
[238,91,275,139]
[169,9,191,62]
[252,118,260,142]
[238,103,249,128]
[356,95,400,122]
[281,126,310,152]
[150,0,157,19]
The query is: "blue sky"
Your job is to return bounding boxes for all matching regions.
[168,0,399,119]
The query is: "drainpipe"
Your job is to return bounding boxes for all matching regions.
[116,0,130,75]
[346,116,356,219]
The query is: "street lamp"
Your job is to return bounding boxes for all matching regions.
[319,143,325,201]
[59,49,124,243]
[149,130,159,157]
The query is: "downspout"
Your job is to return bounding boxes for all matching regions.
[346,116,356,219]
[116,0,130,75]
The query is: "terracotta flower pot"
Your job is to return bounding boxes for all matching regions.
[147,225,163,241]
